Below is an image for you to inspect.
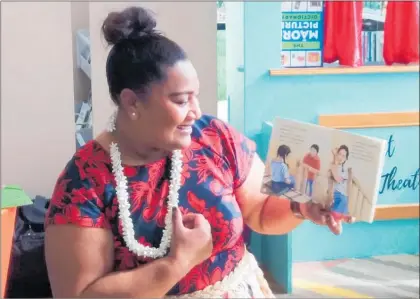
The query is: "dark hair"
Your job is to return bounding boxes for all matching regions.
[102,6,188,105]
[337,144,349,171]
[276,144,291,163]
[310,144,319,153]
[337,145,349,159]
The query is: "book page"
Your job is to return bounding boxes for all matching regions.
[331,130,385,222]
[261,117,387,223]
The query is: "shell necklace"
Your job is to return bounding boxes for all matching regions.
[107,111,183,259]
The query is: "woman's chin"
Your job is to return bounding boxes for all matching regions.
[169,136,192,151]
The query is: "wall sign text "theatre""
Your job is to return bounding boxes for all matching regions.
[379,134,419,194]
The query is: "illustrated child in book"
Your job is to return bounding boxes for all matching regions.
[327,145,353,221]
[271,144,295,194]
[302,144,321,197]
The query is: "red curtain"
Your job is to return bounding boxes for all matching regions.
[383,1,420,65]
[323,1,339,64]
[323,1,364,67]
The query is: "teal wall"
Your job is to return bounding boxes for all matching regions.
[225,2,245,131]
[241,0,419,265]
[243,1,419,137]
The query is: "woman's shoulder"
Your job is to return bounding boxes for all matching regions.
[191,114,255,155]
[190,115,256,188]
[192,114,228,134]
[57,140,111,184]
[191,115,228,148]
[192,114,250,143]
[47,140,112,229]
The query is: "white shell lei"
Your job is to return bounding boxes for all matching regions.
[107,111,183,259]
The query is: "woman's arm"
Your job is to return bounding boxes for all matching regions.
[45,225,188,298]
[235,155,304,235]
[215,120,346,235]
[329,164,342,183]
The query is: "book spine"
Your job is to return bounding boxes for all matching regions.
[369,139,388,223]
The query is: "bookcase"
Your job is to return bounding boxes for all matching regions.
[75,29,93,149]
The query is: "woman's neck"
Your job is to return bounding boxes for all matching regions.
[97,130,169,166]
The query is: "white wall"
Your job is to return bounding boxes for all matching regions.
[1,2,217,198]
[89,2,218,135]
[1,2,76,197]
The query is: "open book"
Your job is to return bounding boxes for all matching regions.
[261,117,387,223]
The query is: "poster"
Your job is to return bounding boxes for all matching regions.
[281,1,324,68]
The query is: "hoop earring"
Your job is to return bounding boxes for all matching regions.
[106,110,117,133]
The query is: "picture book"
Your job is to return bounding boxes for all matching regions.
[261,117,387,223]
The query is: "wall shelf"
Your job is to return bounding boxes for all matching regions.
[76,29,91,79]
[75,28,93,149]
[269,64,419,77]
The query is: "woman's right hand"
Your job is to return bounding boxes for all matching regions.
[169,207,213,272]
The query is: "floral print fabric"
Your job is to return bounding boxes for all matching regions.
[46,115,257,296]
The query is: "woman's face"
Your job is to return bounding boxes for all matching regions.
[124,59,201,151]
[337,149,348,164]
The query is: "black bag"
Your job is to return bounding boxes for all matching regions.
[6,196,52,298]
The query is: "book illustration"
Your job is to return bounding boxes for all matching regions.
[306,51,322,67]
[290,52,307,67]
[281,51,291,67]
[261,118,387,223]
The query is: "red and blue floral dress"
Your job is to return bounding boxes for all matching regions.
[46,115,257,296]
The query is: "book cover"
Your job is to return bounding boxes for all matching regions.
[261,117,387,223]
[281,1,324,68]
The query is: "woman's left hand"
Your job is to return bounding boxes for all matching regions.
[300,201,355,235]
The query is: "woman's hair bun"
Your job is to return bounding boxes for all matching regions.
[102,6,157,46]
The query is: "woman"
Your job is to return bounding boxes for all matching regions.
[270,145,295,194]
[327,145,353,221]
[45,6,353,298]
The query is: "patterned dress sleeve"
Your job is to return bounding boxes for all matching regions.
[210,118,257,189]
[45,157,110,229]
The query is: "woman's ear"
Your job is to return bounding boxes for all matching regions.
[119,88,141,117]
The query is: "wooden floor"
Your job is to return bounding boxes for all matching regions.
[267,254,419,298]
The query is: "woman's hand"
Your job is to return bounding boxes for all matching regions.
[300,201,355,235]
[169,207,213,272]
